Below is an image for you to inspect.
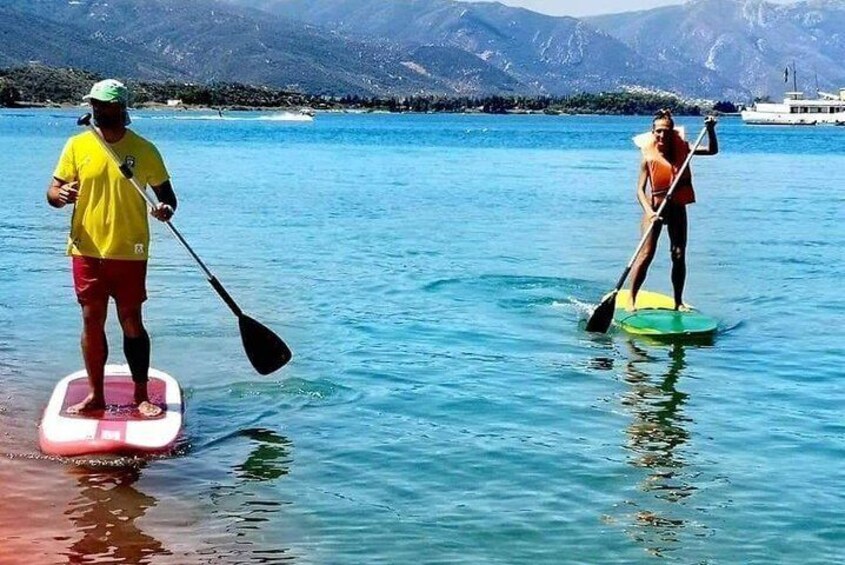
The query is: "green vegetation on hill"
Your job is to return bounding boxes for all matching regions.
[0,65,313,109]
[325,93,705,115]
[132,82,313,109]
[0,66,100,105]
[1,65,719,116]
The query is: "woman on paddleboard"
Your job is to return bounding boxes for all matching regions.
[46,79,178,417]
[627,110,718,311]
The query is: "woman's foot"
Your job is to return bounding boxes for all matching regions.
[66,393,106,415]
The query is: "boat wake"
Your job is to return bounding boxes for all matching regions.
[169,112,314,122]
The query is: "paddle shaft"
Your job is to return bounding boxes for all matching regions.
[82,120,244,318]
[611,126,709,292]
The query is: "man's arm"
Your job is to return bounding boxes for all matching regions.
[46,178,78,208]
[149,180,177,221]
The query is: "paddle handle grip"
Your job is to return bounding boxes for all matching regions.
[618,125,709,290]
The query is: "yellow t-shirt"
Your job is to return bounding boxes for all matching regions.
[53,130,170,260]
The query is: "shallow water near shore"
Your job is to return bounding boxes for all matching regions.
[1,109,844,563]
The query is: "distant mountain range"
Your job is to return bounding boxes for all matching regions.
[238,0,688,95]
[1,0,843,99]
[588,0,845,97]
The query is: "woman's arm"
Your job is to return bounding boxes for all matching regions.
[636,160,655,217]
[694,116,719,156]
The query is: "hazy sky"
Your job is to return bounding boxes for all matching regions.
[458,0,799,18]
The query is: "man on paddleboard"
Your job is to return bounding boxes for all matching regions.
[46,79,177,417]
[627,110,718,311]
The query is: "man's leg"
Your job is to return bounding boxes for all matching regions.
[117,303,161,417]
[628,213,662,311]
[67,298,109,414]
[113,259,161,417]
[667,205,689,310]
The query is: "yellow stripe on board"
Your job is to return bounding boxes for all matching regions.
[614,289,691,311]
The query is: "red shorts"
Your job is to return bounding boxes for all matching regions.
[72,256,147,306]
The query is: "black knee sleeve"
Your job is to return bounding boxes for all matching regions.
[124,331,150,384]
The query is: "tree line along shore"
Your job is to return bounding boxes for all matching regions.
[0,65,739,115]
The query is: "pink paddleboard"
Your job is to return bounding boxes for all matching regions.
[39,365,183,457]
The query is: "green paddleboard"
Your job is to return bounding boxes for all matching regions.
[613,290,718,338]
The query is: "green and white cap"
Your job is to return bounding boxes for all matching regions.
[82,79,129,104]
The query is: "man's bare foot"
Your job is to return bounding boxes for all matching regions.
[675,303,691,312]
[626,297,637,312]
[66,393,105,415]
[137,400,163,418]
[134,382,162,417]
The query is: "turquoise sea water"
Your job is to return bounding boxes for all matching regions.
[1,109,843,563]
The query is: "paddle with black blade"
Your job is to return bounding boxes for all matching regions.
[77,113,292,374]
[585,124,709,334]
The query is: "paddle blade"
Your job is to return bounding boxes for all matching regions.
[238,315,293,375]
[585,291,618,333]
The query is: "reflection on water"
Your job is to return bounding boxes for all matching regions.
[63,428,296,564]
[64,463,171,564]
[1,419,297,563]
[619,340,699,558]
[199,428,297,564]
[235,428,294,482]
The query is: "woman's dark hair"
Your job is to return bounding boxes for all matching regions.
[653,108,675,128]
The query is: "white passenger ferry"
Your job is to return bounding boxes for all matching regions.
[741,89,845,126]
